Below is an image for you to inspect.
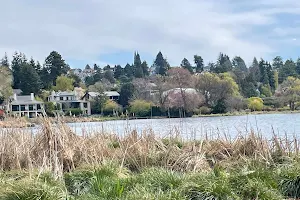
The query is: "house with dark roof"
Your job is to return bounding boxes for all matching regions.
[48,91,91,115]
[8,92,44,118]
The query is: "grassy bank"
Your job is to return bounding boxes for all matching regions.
[1,117,300,199]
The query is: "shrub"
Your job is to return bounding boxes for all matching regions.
[196,106,212,115]
[65,108,82,116]
[103,100,122,116]
[247,97,264,111]
[129,99,152,117]
[44,102,56,117]
[260,85,272,97]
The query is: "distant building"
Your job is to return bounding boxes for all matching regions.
[82,91,120,101]
[48,91,91,115]
[7,92,44,118]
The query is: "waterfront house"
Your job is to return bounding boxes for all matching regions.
[82,91,120,101]
[48,90,91,115]
[8,93,44,118]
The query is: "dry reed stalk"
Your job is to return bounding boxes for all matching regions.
[0,117,299,175]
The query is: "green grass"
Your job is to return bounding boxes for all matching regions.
[2,160,300,200]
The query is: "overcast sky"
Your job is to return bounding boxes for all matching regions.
[1,0,300,68]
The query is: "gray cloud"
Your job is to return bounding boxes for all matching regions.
[0,0,299,66]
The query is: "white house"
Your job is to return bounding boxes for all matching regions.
[82,91,120,101]
[48,91,91,115]
[8,93,44,118]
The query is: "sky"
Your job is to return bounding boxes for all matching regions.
[1,0,300,68]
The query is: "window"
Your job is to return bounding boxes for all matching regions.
[20,105,25,111]
[60,97,63,101]
[12,105,19,111]
[66,97,69,101]
[37,104,41,110]
[29,105,34,111]
[84,103,88,108]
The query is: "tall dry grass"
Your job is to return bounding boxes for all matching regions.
[0,117,298,179]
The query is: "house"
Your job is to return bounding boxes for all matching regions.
[82,91,120,101]
[48,91,91,115]
[8,93,44,118]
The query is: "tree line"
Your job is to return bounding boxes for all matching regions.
[1,50,300,116]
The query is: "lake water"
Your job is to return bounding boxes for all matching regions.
[1,113,299,140]
[67,113,300,140]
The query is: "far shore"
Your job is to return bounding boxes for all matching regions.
[1,109,299,128]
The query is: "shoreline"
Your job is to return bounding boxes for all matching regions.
[1,110,299,128]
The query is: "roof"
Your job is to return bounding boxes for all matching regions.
[52,91,75,96]
[11,95,43,105]
[88,92,100,97]
[104,91,120,97]
[87,91,120,97]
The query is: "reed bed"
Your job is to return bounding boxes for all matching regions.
[0,117,300,199]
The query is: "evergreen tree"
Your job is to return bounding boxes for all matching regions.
[194,55,204,73]
[29,57,36,69]
[85,64,91,70]
[44,51,69,85]
[119,82,135,107]
[258,59,270,85]
[114,65,123,79]
[279,59,296,83]
[141,61,149,76]
[212,53,232,73]
[232,56,247,72]
[1,52,9,68]
[93,64,99,71]
[296,58,300,75]
[249,57,260,83]
[35,61,42,73]
[134,52,143,78]
[19,63,41,95]
[272,56,284,69]
[124,63,134,78]
[11,52,27,89]
[180,58,193,73]
[154,51,170,76]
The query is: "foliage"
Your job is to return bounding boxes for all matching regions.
[154,51,170,76]
[248,97,264,111]
[53,75,74,91]
[0,66,13,100]
[130,99,152,117]
[19,63,42,95]
[65,108,82,116]
[119,82,135,107]
[103,100,122,116]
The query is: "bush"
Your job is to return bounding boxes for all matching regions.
[103,100,122,116]
[248,97,264,111]
[129,99,152,117]
[260,85,272,97]
[45,102,56,117]
[196,106,212,115]
[65,108,82,116]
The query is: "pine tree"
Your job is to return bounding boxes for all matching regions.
[180,58,193,73]
[212,53,232,73]
[44,51,69,85]
[19,63,41,95]
[232,56,247,72]
[1,52,9,68]
[154,51,169,76]
[11,52,27,89]
[114,65,123,79]
[141,61,149,76]
[272,56,283,69]
[134,52,143,78]
[124,63,134,77]
[85,64,91,70]
[194,55,204,73]
[93,64,99,71]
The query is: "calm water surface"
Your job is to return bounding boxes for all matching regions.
[67,113,300,139]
